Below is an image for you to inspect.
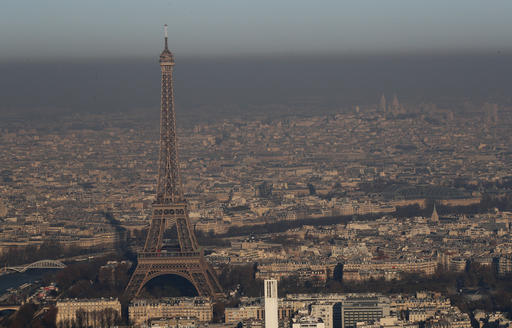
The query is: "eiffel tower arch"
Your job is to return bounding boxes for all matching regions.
[124,26,223,300]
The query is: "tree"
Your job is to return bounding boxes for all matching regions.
[218,264,262,297]
[75,309,86,328]
[308,183,316,195]
[36,306,57,328]
[9,303,37,328]
[102,308,118,328]
[213,302,225,323]
[333,263,343,282]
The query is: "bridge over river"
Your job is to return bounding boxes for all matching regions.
[1,260,66,273]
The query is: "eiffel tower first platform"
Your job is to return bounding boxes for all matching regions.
[124,26,224,299]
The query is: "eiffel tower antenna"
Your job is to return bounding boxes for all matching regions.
[124,26,223,299]
[164,24,169,50]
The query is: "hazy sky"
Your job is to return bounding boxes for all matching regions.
[1,0,511,60]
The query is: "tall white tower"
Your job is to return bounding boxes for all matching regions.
[265,279,278,328]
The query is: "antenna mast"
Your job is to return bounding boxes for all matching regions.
[164,24,169,50]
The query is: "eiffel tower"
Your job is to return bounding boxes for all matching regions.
[124,26,223,299]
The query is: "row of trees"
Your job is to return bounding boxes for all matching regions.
[58,308,120,328]
[0,211,132,268]
[213,193,512,239]
[2,304,57,328]
[2,304,120,328]
[50,257,130,299]
[218,263,262,297]
[215,261,512,319]
[395,194,512,218]
[220,214,361,237]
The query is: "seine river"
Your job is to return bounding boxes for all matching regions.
[0,269,59,294]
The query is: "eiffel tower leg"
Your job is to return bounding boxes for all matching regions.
[144,217,166,252]
[124,264,150,299]
[189,260,224,297]
[176,218,196,251]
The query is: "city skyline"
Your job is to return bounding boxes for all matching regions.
[1,3,512,327]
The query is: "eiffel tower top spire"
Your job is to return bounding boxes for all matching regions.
[160,24,174,63]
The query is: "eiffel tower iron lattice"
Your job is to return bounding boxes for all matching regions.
[124,26,224,299]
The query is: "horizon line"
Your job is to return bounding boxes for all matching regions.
[0,48,510,64]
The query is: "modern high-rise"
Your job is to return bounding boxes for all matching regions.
[265,279,279,328]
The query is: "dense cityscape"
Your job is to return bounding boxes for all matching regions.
[1,98,510,248]
[2,2,512,328]
[1,93,512,327]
